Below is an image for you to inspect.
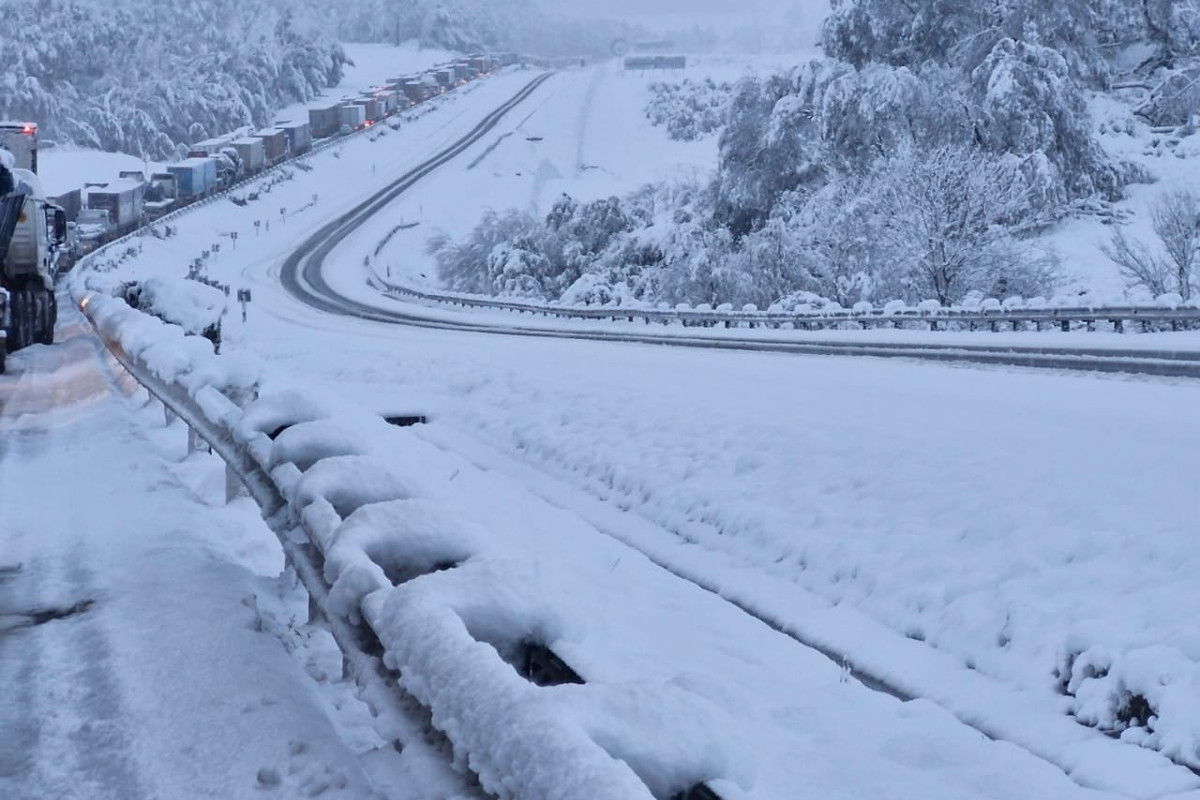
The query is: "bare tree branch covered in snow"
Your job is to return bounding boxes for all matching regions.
[1104,190,1200,300]
[871,144,1060,305]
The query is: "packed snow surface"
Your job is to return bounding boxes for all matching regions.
[0,322,384,800]
[61,47,1200,797]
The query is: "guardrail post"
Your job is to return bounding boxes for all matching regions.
[929,320,939,331]
[225,463,249,503]
[164,402,177,427]
[187,425,206,455]
[1061,320,1070,333]
[1113,319,1124,333]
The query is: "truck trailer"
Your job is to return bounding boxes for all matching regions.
[0,122,38,173]
[309,103,342,139]
[352,98,382,123]
[144,173,178,220]
[277,121,312,155]
[339,103,367,131]
[85,179,145,238]
[187,137,233,159]
[255,128,289,166]
[167,157,218,201]
[0,150,65,368]
[229,137,266,173]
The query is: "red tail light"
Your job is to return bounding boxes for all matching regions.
[22,124,35,135]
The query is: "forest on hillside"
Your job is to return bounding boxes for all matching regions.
[434,0,1200,308]
[1,0,612,159]
[1,0,345,158]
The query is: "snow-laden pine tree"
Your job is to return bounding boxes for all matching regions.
[0,0,345,158]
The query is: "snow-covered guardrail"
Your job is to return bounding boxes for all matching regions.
[78,292,721,800]
[374,275,1200,334]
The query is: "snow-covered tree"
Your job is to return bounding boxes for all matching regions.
[0,0,345,158]
[868,144,1059,304]
[1105,190,1200,300]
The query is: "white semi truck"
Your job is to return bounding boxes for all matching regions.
[0,123,66,373]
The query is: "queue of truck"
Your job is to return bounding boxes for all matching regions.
[29,52,518,263]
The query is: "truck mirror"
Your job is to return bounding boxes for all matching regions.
[52,206,67,243]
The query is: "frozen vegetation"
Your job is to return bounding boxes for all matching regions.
[644,79,733,142]
[0,0,626,160]
[1,0,345,159]
[433,0,1200,309]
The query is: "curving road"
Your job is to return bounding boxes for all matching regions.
[281,73,553,316]
[278,76,1200,380]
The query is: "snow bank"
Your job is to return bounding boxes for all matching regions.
[293,456,420,520]
[370,585,657,800]
[129,276,227,337]
[323,499,483,621]
[1065,643,1200,769]
[268,420,372,473]
[81,292,259,403]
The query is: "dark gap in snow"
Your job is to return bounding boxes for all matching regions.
[1117,694,1154,729]
[670,783,724,800]
[1,598,95,631]
[379,559,458,587]
[266,423,295,441]
[518,641,584,687]
[382,414,428,428]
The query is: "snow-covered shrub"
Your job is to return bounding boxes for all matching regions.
[645,78,733,141]
[561,274,617,306]
[121,276,227,349]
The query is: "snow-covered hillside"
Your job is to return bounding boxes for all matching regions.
[1,0,345,158]
[430,1,1200,310]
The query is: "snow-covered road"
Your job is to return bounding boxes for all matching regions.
[0,315,418,800]
[43,55,1200,798]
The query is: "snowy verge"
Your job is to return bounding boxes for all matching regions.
[80,292,1200,800]
[75,295,702,800]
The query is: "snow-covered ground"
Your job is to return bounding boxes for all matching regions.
[1042,91,1200,300]
[15,39,1200,799]
[0,319,396,800]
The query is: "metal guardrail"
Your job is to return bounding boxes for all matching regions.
[78,294,704,800]
[377,278,1200,334]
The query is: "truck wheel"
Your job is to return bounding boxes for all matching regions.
[36,290,55,345]
[7,291,30,352]
[5,290,51,352]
